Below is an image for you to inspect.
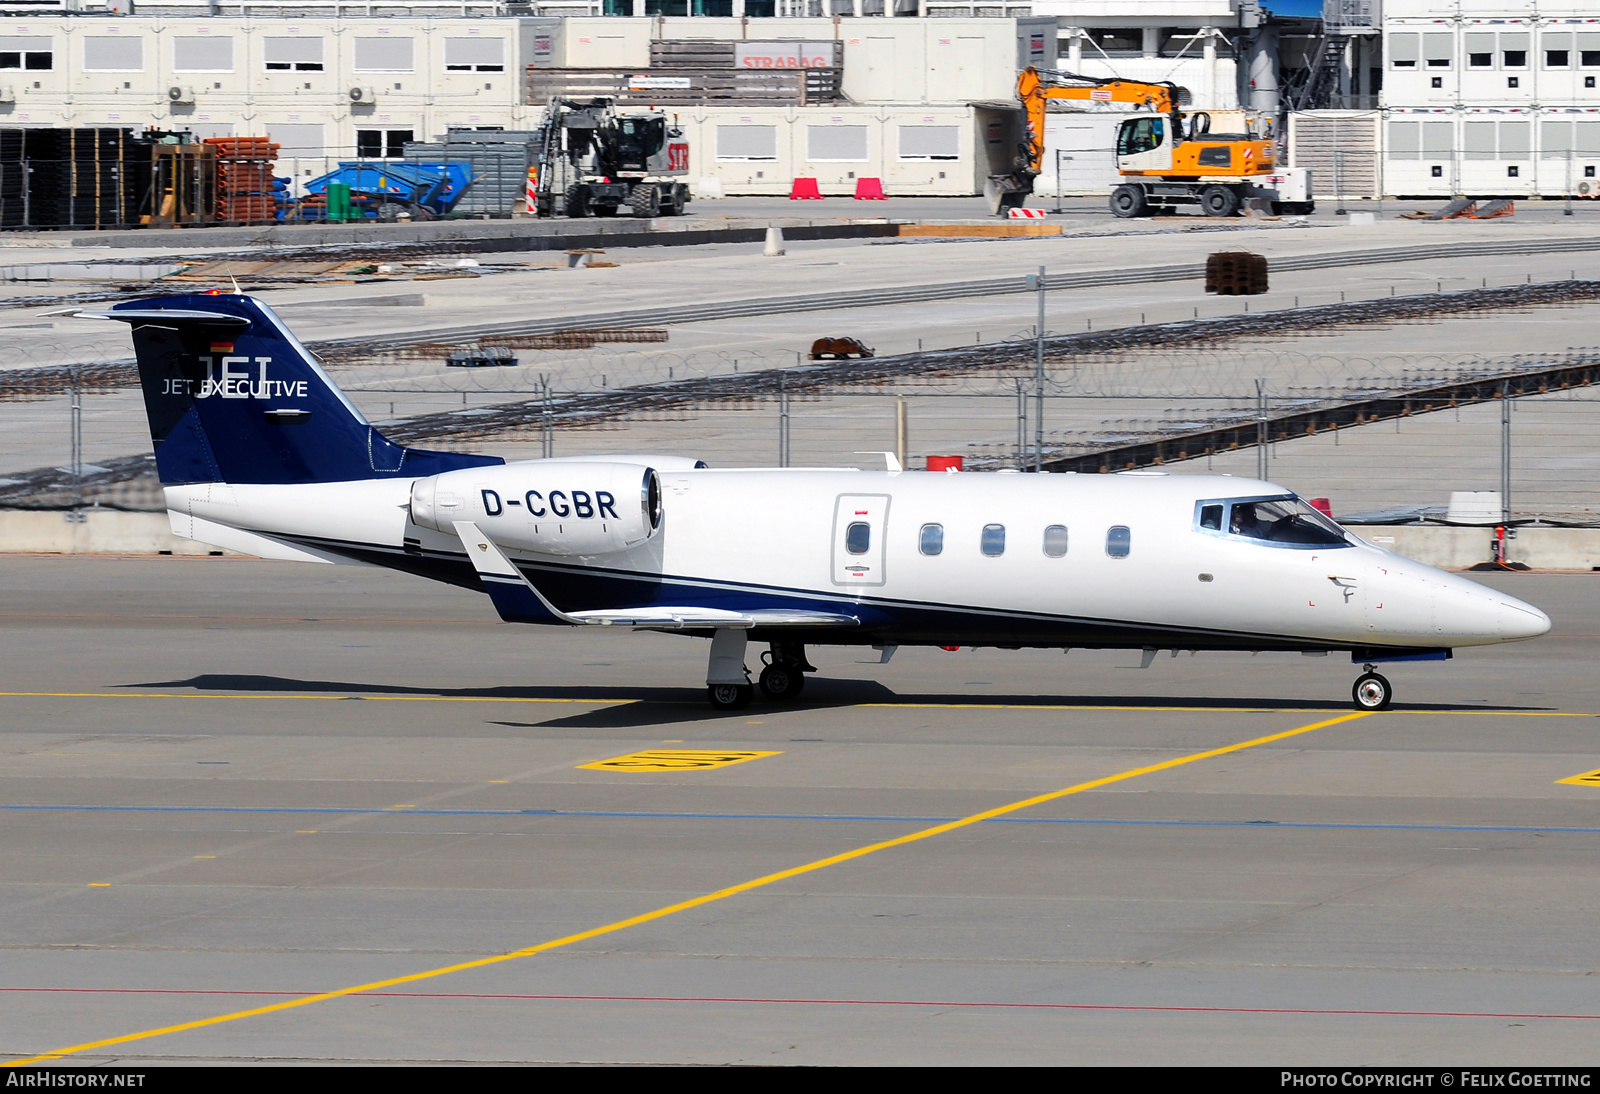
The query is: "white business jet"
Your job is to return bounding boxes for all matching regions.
[74,294,1550,711]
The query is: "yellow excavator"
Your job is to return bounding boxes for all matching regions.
[988,67,1309,219]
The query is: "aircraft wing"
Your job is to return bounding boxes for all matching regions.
[454,522,859,630]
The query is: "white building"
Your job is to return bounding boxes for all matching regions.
[0,13,1053,196]
[1382,0,1600,197]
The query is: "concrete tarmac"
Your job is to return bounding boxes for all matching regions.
[2,555,1598,1065]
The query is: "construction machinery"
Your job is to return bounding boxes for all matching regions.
[532,98,691,219]
[989,67,1313,220]
[298,161,472,221]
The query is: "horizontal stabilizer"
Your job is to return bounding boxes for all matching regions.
[453,521,858,630]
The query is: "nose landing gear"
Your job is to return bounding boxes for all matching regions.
[1352,665,1393,711]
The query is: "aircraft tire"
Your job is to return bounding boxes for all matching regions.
[1352,672,1392,711]
[1109,184,1148,219]
[758,663,805,703]
[708,682,754,711]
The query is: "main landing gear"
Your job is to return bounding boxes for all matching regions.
[705,630,815,710]
[1351,664,1393,711]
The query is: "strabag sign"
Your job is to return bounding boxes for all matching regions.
[735,41,835,69]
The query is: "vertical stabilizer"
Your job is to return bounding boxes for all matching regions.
[97,293,500,485]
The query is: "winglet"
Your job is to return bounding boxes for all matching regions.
[453,521,577,625]
[854,451,903,473]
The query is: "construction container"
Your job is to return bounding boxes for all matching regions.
[405,130,542,216]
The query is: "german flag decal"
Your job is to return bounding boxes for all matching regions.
[209,342,235,354]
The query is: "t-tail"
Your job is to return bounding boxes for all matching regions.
[93,293,500,485]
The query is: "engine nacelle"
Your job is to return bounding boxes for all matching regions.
[410,461,662,556]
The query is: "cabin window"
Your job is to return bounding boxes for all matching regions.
[1106,525,1131,558]
[1199,495,1351,548]
[1042,525,1068,558]
[981,524,1006,557]
[845,522,871,555]
[918,523,944,556]
[1117,117,1164,157]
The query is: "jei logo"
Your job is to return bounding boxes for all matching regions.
[161,356,309,400]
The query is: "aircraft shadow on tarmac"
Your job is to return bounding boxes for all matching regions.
[124,673,1545,729]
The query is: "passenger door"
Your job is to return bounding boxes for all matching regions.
[832,494,890,588]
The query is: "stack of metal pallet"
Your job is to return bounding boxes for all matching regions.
[0,128,150,229]
[403,130,543,216]
[1205,251,1269,296]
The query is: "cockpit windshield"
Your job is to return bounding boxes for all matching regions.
[1197,496,1351,548]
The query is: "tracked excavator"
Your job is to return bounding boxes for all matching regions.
[987,67,1313,219]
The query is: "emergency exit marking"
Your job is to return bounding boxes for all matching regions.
[1555,766,1600,788]
[579,749,781,772]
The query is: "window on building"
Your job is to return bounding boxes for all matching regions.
[264,37,324,72]
[919,524,944,556]
[174,36,233,73]
[1089,29,1142,55]
[1432,165,1444,177]
[0,37,52,71]
[1423,120,1453,160]
[980,524,1005,557]
[898,126,959,162]
[806,125,867,163]
[1106,526,1131,558]
[267,123,324,158]
[1431,76,1443,88]
[445,37,505,72]
[354,37,414,73]
[1389,32,1418,69]
[1464,120,1497,161]
[356,129,413,158]
[1583,34,1600,68]
[1042,525,1068,558]
[1545,32,1572,69]
[1508,76,1520,88]
[1388,120,1421,159]
[84,36,143,72]
[1424,33,1452,69]
[1466,31,1494,68]
[715,125,777,162]
[1502,32,1529,69]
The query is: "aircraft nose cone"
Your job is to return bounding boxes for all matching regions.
[1497,596,1551,640]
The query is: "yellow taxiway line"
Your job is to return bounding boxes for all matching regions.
[5,710,1369,1066]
